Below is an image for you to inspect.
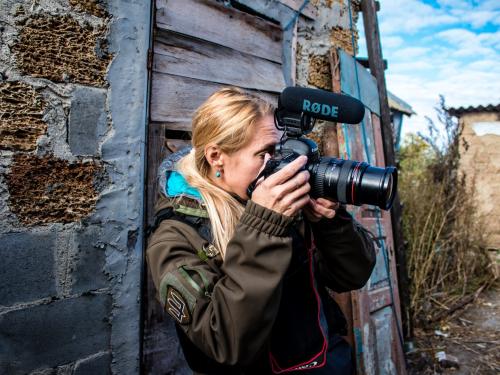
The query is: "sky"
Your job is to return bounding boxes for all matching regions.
[356,0,500,141]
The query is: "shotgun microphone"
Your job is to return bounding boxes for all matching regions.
[279,86,365,124]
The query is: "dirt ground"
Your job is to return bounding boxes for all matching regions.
[407,284,499,374]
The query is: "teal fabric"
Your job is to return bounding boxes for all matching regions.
[166,171,202,200]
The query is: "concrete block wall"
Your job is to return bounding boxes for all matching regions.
[0,0,151,374]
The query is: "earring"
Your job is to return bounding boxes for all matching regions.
[214,162,223,178]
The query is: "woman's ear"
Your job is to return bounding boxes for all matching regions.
[204,143,224,167]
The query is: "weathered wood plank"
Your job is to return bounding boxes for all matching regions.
[362,1,408,351]
[278,0,318,20]
[285,18,298,86]
[352,288,377,375]
[372,307,395,374]
[156,0,283,63]
[150,73,278,123]
[339,49,380,116]
[345,120,365,162]
[371,114,385,167]
[332,291,354,347]
[360,109,376,164]
[146,123,169,226]
[166,138,191,153]
[230,0,300,86]
[154,30,285,92]
[361,0,394,160]
[368,287,392,312]
[150,121,191,132]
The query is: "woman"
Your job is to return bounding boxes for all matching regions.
[147,87,376,374]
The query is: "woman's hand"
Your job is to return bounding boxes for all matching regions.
[303,197,340,222]
[251,155,311,217]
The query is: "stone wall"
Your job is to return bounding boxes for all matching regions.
[0,0,150,374]
[459,112,500,249]
[296,0,360,153]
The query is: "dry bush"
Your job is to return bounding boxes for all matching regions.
[399,97,493,326]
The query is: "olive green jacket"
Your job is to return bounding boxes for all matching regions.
[146,195,375,371]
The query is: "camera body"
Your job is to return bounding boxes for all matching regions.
[247,87,397,211]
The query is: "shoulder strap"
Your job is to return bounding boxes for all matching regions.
[146,207,174,237]
[147,207,213,245]
[148,207,222,276]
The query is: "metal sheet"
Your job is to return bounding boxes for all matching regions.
[339,49,380,116]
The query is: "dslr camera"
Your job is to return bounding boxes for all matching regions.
[248,87,397,210]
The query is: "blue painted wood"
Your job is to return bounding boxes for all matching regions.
[342,111,376,165]
[339,49,380,116]
[372,306,397,374]
[370,230,389,287]
[362,110,376,165]
[353,327,364,370]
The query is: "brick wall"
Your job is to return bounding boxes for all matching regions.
[0,0,150,374]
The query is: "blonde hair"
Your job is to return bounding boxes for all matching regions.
[177,87,274,258]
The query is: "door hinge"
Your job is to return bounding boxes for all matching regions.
[147,48,153,71]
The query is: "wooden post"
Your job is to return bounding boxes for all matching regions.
[360,0,393,162]
[360,0,412,341]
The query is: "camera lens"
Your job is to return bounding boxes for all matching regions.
[309,158,397,210]
[384,171,394,206]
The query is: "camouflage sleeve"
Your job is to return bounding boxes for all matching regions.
[310,207,376,292]
[146,200,294,365]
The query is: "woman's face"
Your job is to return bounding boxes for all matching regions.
[215,115,280,200]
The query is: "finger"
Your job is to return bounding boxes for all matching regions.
[303,203,322,220]
[321,207,336,219]
[254,175,265,187]
[265,156,307,186]
[283,194,311,217]
[308,198,320,210]
[316,198,339,209]
[280,182,311,206]
[310,198,336,218]
[327,210,336,219]
[316,205,336,219]
[276,170,310,196]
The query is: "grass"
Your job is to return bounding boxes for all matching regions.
[398,97,494,326]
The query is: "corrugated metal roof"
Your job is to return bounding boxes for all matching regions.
[387,91,415,116]
[447,104,500,116]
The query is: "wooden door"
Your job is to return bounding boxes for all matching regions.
[143,0,286,373]
[333,49,406,374]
